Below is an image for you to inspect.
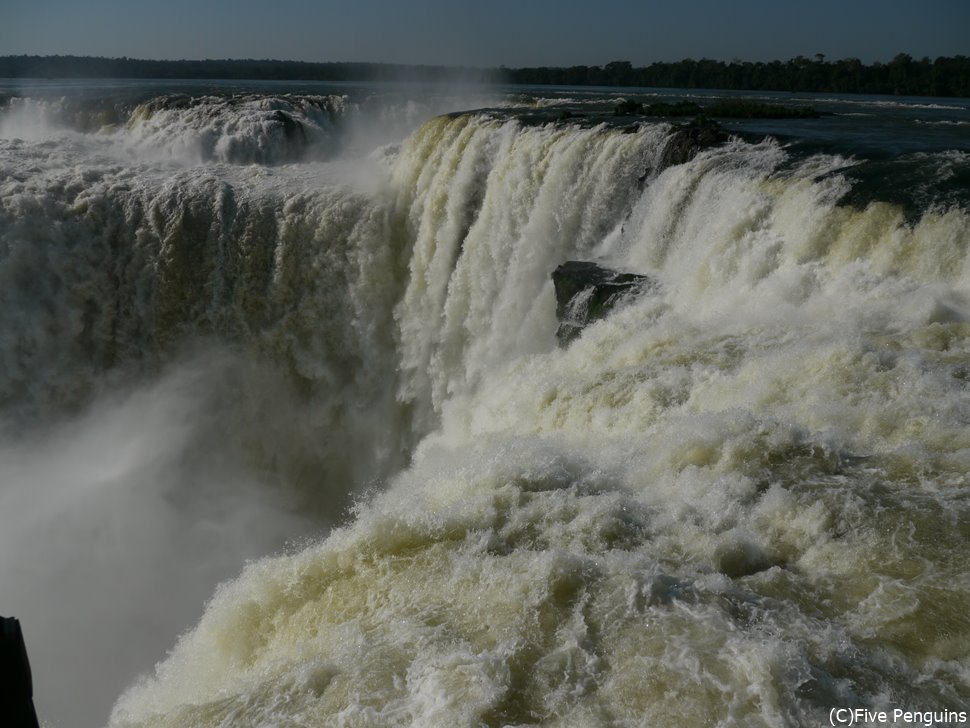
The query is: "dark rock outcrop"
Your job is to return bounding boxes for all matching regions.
[703,100,822,119]
[552,261,656,345]
[0,617,39,728]
[645,101,704,116]
[659,117,730,168]
[271,109,306,144]
[613,99,644,116]
[615,99,821,120]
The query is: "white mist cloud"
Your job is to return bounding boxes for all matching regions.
[0,352,324,728]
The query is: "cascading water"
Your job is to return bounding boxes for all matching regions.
[1,83,968,727]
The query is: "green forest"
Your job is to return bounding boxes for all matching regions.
[0,56,497,84]
[504,55,970,97]
[1,54,968,97]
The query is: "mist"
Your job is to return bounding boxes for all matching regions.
[0,81,505,727]
[0,349,355,728]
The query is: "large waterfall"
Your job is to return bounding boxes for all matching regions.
[1,83,968,727]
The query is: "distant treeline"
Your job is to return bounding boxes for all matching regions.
[505,56,970,97]
[0,56,499,84]
[1,54,969,97]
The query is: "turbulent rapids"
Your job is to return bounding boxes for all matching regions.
[1,84,969,728]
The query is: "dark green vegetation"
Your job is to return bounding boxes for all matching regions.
[508,56,970,97]
[1,54,968,97]
[0,56,498,84]
[614,99,822,119]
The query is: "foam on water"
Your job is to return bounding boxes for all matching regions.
[105,115,970,726]
[1,98,968,726]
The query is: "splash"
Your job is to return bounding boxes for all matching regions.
[1,99,968,726]
[106,114,970,725]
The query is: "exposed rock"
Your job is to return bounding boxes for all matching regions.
[0,616,39,728]
[613,99,644,116]
[644,101,703,116]
[702,100,822,119]
[552,261,656,345]
[616,99,822,120]
[271,109,306,144]
[659,117,730,168]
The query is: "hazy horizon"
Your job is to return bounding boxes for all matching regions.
[2,0,968,69]
[2,51,968,69]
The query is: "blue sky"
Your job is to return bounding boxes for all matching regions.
[2,0,968,66]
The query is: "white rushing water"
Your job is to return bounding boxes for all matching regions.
[1,91,969,727]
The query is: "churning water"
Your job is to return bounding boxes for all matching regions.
[1,79,969,727]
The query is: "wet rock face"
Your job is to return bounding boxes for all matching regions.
[0,616,39,728]
[659,118,730,168]
[552,261,656,345]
